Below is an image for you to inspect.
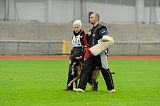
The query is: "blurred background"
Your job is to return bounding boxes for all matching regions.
[0,0,160,55]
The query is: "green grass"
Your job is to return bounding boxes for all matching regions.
[0,60,160,106]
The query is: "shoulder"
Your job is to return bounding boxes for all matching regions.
[97,25,110,36]
[80,29,85,36]
[97,24,107,32]
[99,27,108,34]
[99,25,107,31]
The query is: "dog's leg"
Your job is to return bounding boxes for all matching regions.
[91,79,94,91]
[71,62,76,75]
[68,62,82,87]
[91,67,100,91]
[67,76,80,87]
[75,80,78,88]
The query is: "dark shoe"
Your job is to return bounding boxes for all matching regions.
[63,88,73,91]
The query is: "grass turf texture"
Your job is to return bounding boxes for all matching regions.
[0,60,159,106]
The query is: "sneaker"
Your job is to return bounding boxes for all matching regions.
[107,89,116,93]
[73,88,77,91]
[73,88,85,92]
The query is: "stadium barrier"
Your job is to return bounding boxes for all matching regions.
[0,40,160,55]
[0,22,160,55]
[0,40,63,55]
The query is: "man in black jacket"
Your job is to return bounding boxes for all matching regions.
[74,13,115,93]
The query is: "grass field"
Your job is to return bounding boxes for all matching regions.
[0,60,160,106]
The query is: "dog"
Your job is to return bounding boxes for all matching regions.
[67,56,100,91]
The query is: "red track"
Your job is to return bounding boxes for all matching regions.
[0,55,160,60]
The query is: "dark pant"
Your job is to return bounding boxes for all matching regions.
[78,54,114,90]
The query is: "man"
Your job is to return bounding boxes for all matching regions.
[74,13,115,92]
